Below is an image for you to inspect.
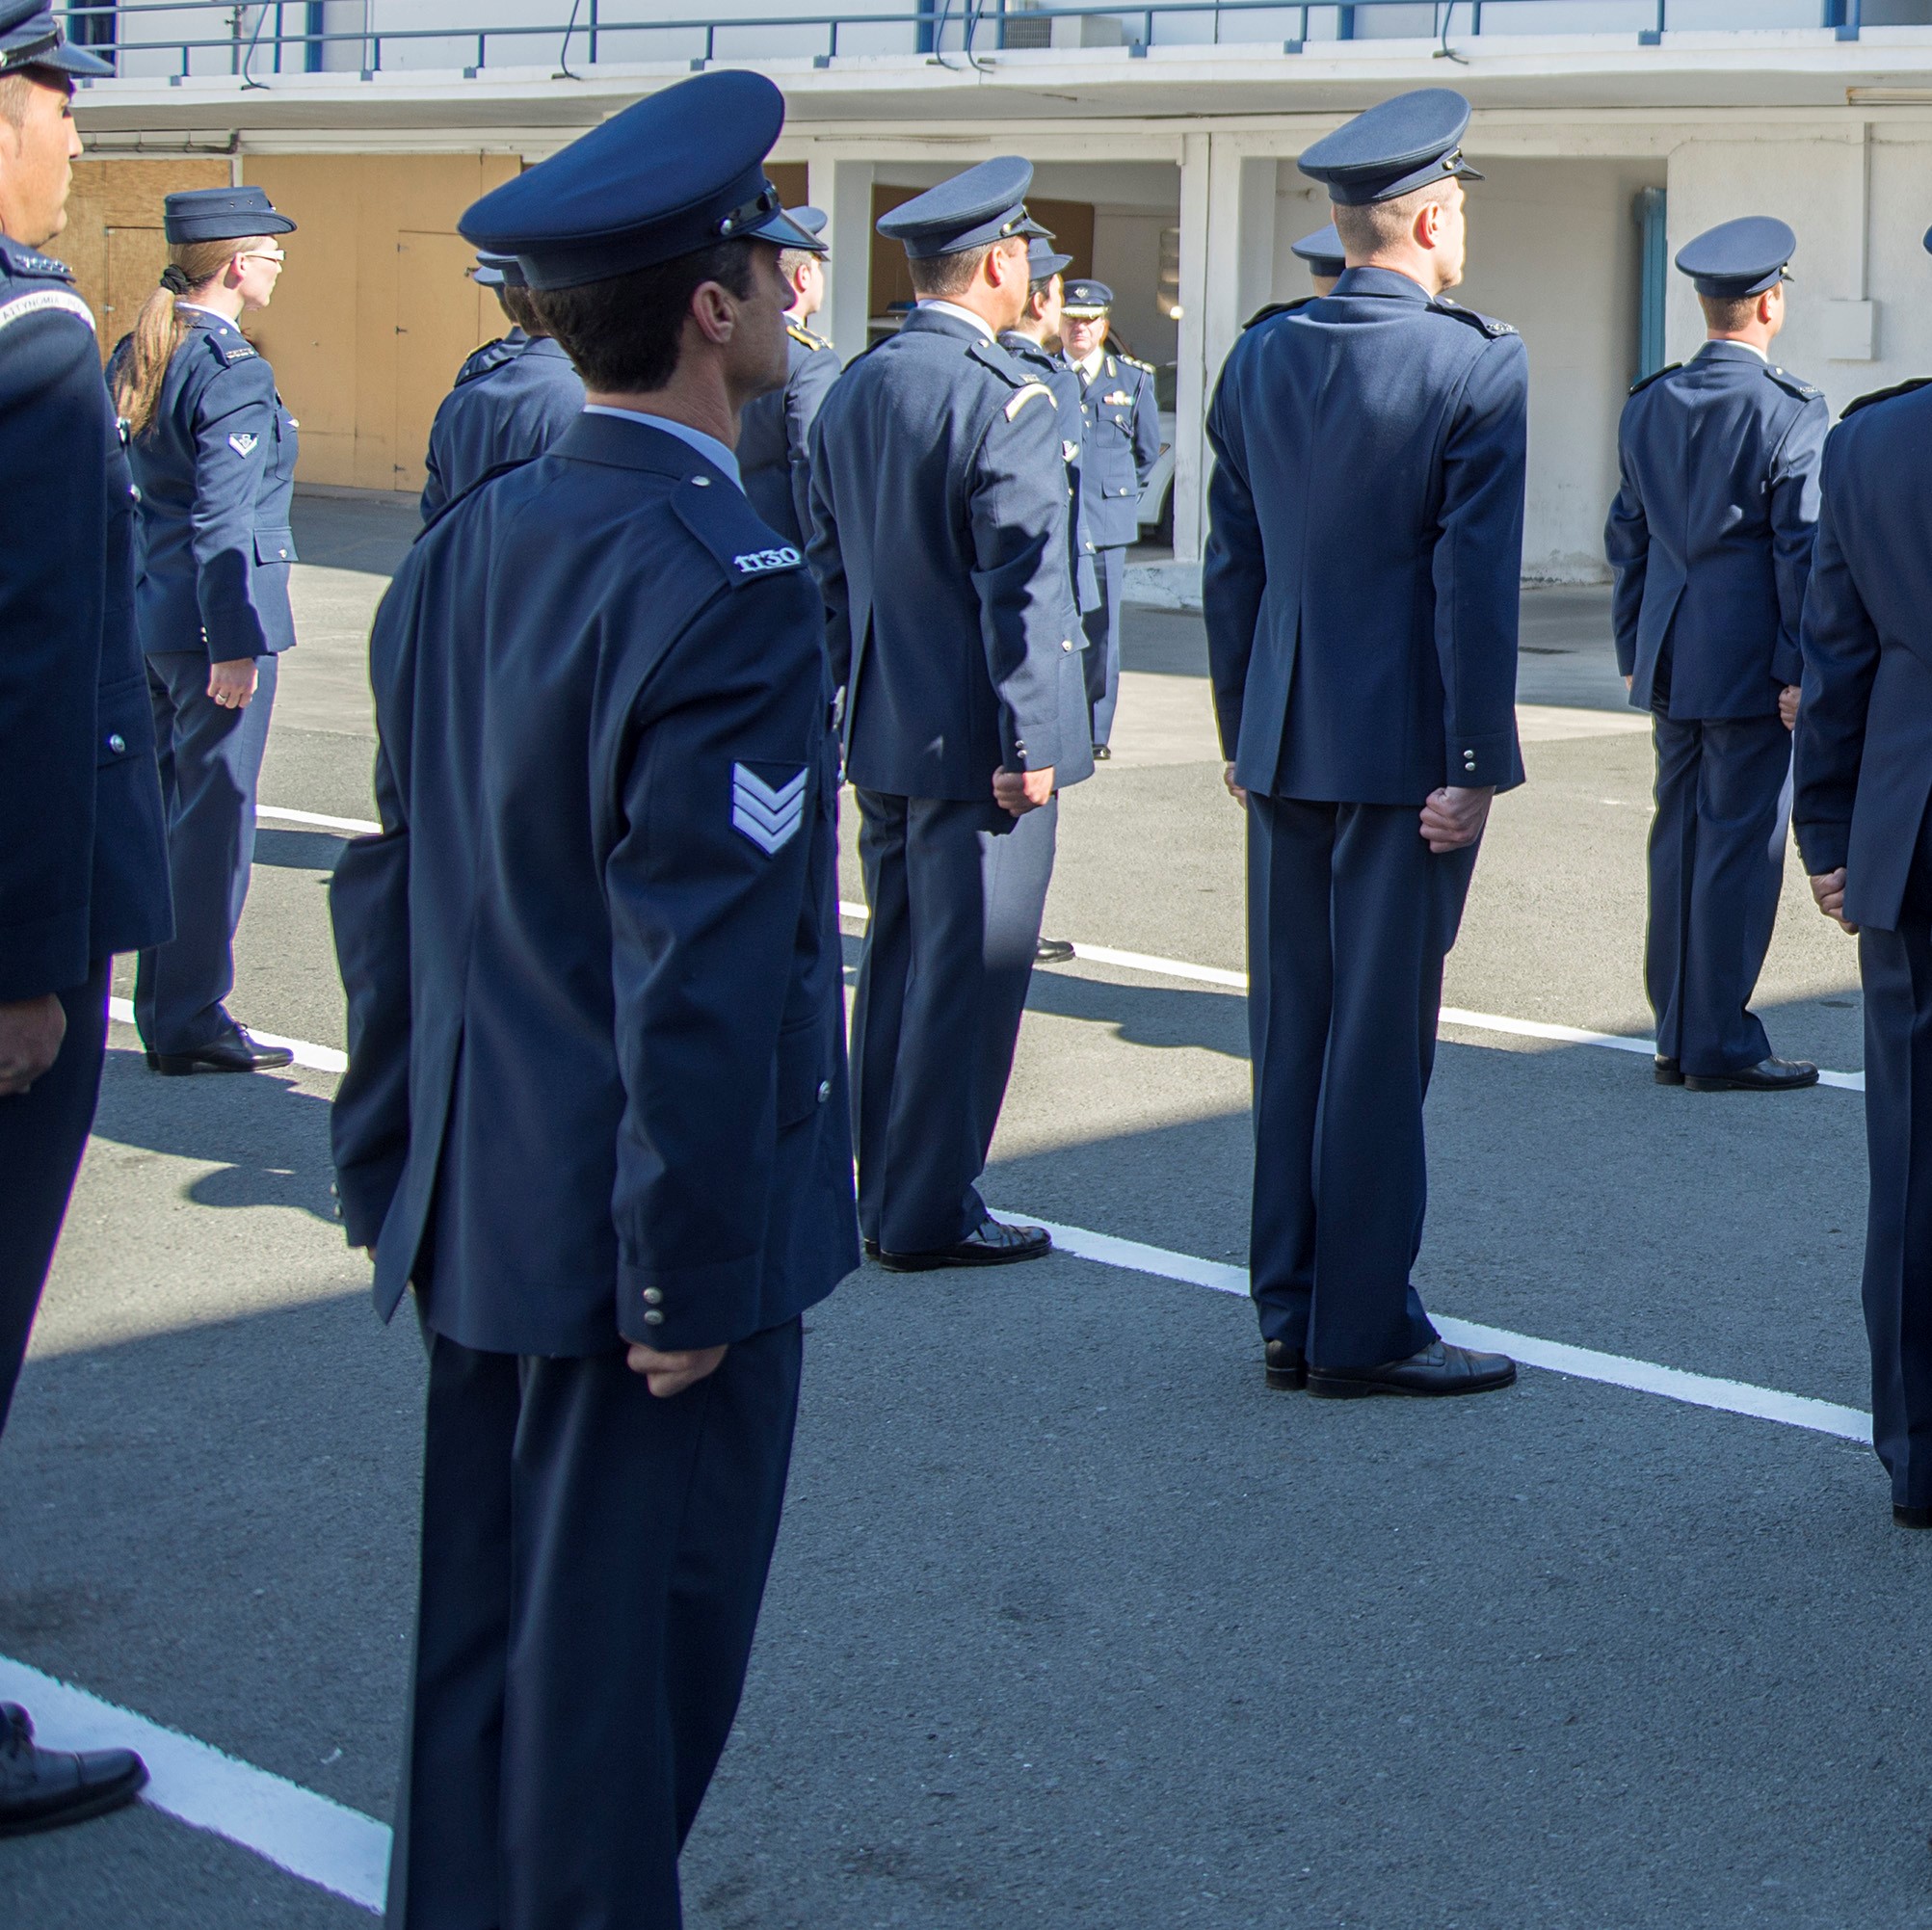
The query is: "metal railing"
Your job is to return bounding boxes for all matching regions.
[63,0,1873,86]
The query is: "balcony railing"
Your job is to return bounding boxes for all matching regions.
[63,0,1877,87]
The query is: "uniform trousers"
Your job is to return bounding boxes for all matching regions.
[1247,797,1477,1369]
[385,1317,805,1930]
[1858,802,1932,1512]
[1080,546,1125,750]
[1646,712,1790,1077]
[135,648,278,1055]
[0,961,109,1437]
[850,789,1056,1255]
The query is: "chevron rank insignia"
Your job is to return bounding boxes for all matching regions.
[731,764,807,856]
[228,432,260,457]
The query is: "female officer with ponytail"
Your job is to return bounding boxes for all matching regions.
[110,186,299,1075]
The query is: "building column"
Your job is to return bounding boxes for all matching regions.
[811,154,874,362]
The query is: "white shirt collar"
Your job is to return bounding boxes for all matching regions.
[579,406,742,490]
[175,302,234,328]
[1701,336,1769,362]
[915,299,995,344]
[1070,346,1105,381]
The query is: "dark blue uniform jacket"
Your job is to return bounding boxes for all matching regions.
[115,309,299,661]
[1793,380,1932,933]
[452,326,526,388]
[999,330,1099,615]
[1204,266,1528,805]
[330,413,858,1358]
[807,304,1090,800]
[739,321,839,549]
[1072,348,1161,550]
[418,334,584,523]
[1605,341,1827,719]
[0,234,170,1001]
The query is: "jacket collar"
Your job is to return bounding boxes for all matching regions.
[900,304,993,344]
[1329,265,1433,304]
[1693,338,1770,368]
[550,410,735,488]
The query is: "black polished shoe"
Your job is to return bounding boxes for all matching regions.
[1092,743,1111,761]
[862,1236,881,1259]
[1035,938,1075,966]
[1263,1340,1307,1390]
[877,1217,1051,1273]
[148,1022,294,1076]
[1654,1055,1683,1086]
[1308,1338,1517,1400]
[1895,1504,1932,1530]
[1683,1057,1818,1093]
[0,1703,146,1838]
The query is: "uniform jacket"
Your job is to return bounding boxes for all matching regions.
[0,234,171,1002]
[1204,266,1528,806]
[330,413,857,1358]
[1605,341,1827,720]
[998,330,1099,615]
[1069,347,1160,550]
[114,309,300,661]
[1793,379,1932,933]
[806,304,1090,801]
[453,326,527,388]
[739,319,839,549]
[419,334,584,523]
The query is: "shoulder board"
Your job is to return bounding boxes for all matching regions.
[966,337,1030,389]
[1243,297,1314,330]
[0,284,94,337]
[0,238,74,283]
[1841,375,1932,421]
[1003,381,1056,423]
[1628,362,1682,397]
[671,472,807,590]
[198,328,259,368]
[1121,354,1154,373]
[1431,299,1518,340]
[995,331,1054,372]
[786,322,832,352]
[1764,364,1823,404]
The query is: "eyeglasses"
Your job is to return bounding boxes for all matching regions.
[237,248,286,266]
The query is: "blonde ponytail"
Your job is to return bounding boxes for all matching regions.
[112,235,268,438]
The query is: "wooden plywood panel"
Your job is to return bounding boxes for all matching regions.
[396,230,487,489]
[767,162,807,209]
[103,225,167,346]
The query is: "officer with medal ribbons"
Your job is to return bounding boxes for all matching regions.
[110,183,301,1076]
[0,0,172,1834]
[420,249,583,522]
[737,203,839,548]
[1606,216,1826,1093]
[1204,87,1523,1399]
[328,69,857,1924]
[1794,223,1932,1533]
[807,157,1090,1271]
[1059,276,1159,757]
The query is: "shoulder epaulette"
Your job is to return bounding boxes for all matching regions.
[1431,298,1518,340]
[1628,362,1681,397]
[966,337,1031,389]
[1243,297,1315,330]
[0,237,74,283]
[1122,353,1154,373]
[786,321,833,352]
[672,470,807,589]
[1842,375,1932,421]
[1764,363,1824,404]
[198,327,259,369]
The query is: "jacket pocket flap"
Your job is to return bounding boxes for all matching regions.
[253,527,297,566]
[777,1017,834,1128]
[95,670,152,766]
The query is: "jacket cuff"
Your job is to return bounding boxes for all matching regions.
[334,1154,404,1249]
[1613,640,1636,677]
[1004,715,1063,776]
[1793,821,1851,878]
[1444,729,1518,790]
[0,910,92,1004]
[1770,639,1804,689]
[618,1252,763,1352]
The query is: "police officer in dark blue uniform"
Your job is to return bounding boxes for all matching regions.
[419,249,584,522]
[1292,220,1345,295]
[0,0,171,1834]
[451,251,531,387]
[1606,216,1827,1093]
[1794,224,1932,1531]
[1059,278,1160,756]
[109,184,299,1074]
[330,69,857,1925]
[807,158,1090,1272]
[1205,87,1522,1399]
[737,204,840,548]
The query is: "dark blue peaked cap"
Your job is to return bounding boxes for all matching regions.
[461,70,819,291]
[1675,216,1796,299]
[1061,279,1113,316]
[0,0,111,76]
[784,205,830,254]
[1291,222,1345,278]
[164,186,296,243]
[1027,235,1072,278]
[877,157,1035,260]
[471,251,525,290]
[1298,88,1483,206]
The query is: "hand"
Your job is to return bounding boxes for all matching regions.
[626,1342,728,1398]
[207,656,260,710]
[1624,674,1633,692]
[1419,785,1495,854]
[0,992,66,1097]
[1810,867,1856,935]
[992,766,1055,818]
[1779,684,1801,731]
[1223,762,1248,806]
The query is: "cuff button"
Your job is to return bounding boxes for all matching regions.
[643,1286,665,1306]
[642,1309,666,1327]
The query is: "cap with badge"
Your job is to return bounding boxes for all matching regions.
[1291,222,1346,279]
[460,69,819,291]
[784,206,830,256]
[1298,87,1483,206]
[163,186,297,244]
[470,251,524,290]
[1060,279,1114,319]
[0,0,110,76]
[1026,235,1072,280]
[1675,217,1796,299]
[876,157,1038,260]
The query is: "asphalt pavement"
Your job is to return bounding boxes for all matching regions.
[1,487,1922,1930]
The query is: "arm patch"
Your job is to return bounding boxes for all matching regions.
[1004,382,1055,422]
[1431,299,1518,340]
[0,288,94,336]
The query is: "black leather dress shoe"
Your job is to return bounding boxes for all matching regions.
[1683,1056,1818,1093]
[877,1217,1051,1273]
[146,1022,295,1076]
[0,1703,146,1838]
[1308,1338,1517,1400]
[1263,1340,1307,1390]
[1654,1055,1683,1086]
[862,1236,880,1259]
[1895,1504,1932,1530]
[1093,743,1111,761]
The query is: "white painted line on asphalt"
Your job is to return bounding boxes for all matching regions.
[105,998,348,1076]
[258,805,382,836]
[1012,1214,1874,1445]
[0,1655,386,1913]
[836,901,1866,1089]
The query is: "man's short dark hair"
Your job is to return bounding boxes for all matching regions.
[529,237,757,392]
[907,241,995,301]
[0,64,67,130]
[499,283,545,336]
[1698,291,1760,333]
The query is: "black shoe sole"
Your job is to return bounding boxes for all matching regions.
[875,1240,1050,1273]
[1895,1504,1932,1530]
[148,1050,295,1075]
[1264,1361,1307,1391]
[1307,1361,1519,1400]
[0,1762,147,1838]
[1654,1064,1684,1086]
[1681,1072,1819,1093]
